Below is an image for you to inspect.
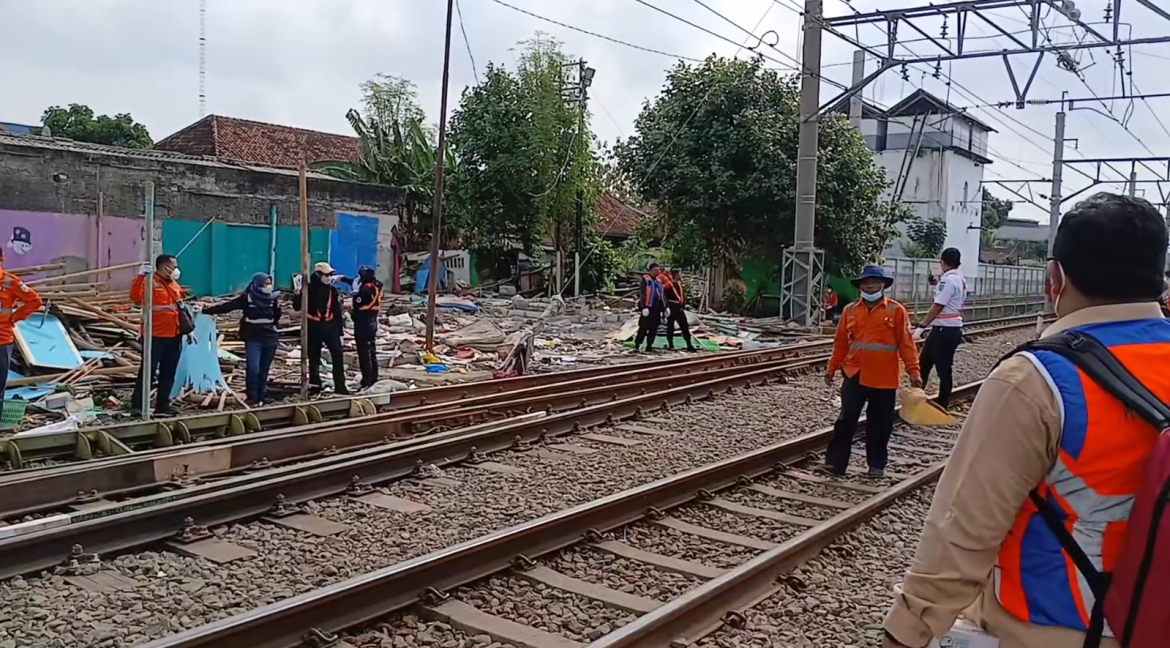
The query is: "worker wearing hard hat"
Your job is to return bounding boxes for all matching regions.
[0,250,42,419]
[293,261,350,396]
[824,266,922,478]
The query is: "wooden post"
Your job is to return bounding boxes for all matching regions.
[425,0,457,351]
[298,164,310,400]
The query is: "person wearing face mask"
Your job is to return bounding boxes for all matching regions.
[201,272,282,405]
[351,265,383,389]
[914,247,967,409]
[293,261,349,395]
[824,266,922,478]
[634,263,665,352]
[130,254,186,416]
[883,193,1170,648]
[0,249,42,422]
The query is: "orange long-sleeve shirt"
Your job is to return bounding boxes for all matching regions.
[0,270,43,345]
[131,274,185,338]
[827,296,920,389]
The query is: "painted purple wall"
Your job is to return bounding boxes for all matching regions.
[0,210,142,288]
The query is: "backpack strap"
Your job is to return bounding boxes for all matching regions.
[1012,328,1170,648]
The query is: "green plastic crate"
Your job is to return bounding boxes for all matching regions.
[0,400,28,430]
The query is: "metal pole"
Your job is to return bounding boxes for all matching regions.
[1129,169,1138,197]
[849,50,865,131]
[298,164,310,400]
[140,182,155,419]
[574,58,586,298]
[792,0,824,325]
[425,0,456,352]
[1046,111,1065,314]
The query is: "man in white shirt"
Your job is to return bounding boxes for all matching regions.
[914,247,966,408]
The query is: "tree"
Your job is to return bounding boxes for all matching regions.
[982,188,1014,231]
[314,75,452,250]
[446,34,603,289]
[614,56,906,277]
[40,104,151,149]
[904,215,947,258]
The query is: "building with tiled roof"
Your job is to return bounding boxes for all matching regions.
[153,115,361,169]
[596,193,655,240]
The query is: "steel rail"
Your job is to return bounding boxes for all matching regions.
[134,381,983,648]
[0,338,834,468]
[0,351,838,578]
[0,316,1033,519]
[0,353,826,518]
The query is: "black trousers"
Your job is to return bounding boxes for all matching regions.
[308,323,348,394]
[0,344,11,422]
[665,304,694,349]
[132,336,183,413]
[634,308,662,351]
[825,372,897,473]
[920,325,963,407]
[355,327,378,388]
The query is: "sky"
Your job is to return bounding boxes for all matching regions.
[4,0,1170,223]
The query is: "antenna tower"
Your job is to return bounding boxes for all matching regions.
[199,0,207,118]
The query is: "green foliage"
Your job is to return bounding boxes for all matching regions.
[615,56,906,277]
[314,76,454,248]
[446,35,599,262]
[904,215,948,258]
[982,188,1014,231]
[40,104,151,149]
[578,229,619,293]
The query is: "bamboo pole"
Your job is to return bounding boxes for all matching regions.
[26,261,139,286]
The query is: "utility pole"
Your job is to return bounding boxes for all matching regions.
[298,163,310,400]
[1046,111,1065,315]
[140,182,155,419]
[1129,169,1138,197]
[849,50,865,131]
[573,59,593,298]
[425,0,456,351]
[785,0,825,326]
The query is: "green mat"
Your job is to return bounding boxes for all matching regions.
[622,337,721,351]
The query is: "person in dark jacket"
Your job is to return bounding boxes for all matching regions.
[202,272,282,405]
[661,268,695,351]
[293,262,349,395]
[351,266,383,389]
[634,263,665,352]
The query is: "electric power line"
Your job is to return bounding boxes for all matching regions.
[627,0,799,71]
[487,0,703,62]
[455,0,480,85]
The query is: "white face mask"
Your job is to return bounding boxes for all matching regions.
[261,285,273,294]
[170,268,181,281]
[860,290,883,302]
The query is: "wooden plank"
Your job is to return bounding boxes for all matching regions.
[707,498,819,527]
[422,600,583,648]
[589,541,725,579]
[615,424,675,437]
[577,433,642,447]
[747,484,852,510]
[515,565,659,614]
[652,516,777,551]
[780,469,885,494]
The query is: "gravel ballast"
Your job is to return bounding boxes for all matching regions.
[0,328,1028,648]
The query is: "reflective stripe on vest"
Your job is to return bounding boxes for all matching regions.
[308,294,334,322]
[359,284,383,312]
[244,317,274,324]
[153,304,177,312]
[849,341,897,353]
[994,320,1168,635]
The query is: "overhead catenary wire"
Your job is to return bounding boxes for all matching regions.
[455,0,481,85]
[487,0,703,62]
[627,0,799,72]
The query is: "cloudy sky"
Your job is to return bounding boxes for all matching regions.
[5,0,1170,221]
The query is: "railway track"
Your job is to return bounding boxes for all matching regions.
[0,317,1033,581]
[133,384,978,648]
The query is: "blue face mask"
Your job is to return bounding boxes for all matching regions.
[860,290,883,302]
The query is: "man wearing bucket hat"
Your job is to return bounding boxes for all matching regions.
[824,265,922,478]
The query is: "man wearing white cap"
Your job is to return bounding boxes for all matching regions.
[293,261,350,395]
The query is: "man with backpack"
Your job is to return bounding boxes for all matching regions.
[883,192,1169,648]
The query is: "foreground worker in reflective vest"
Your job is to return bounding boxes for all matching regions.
[202,272,282,405]
[884,192,1167,648]
[293,262,349,396]
[130,254,185,416]
[351,265,383,389]
[0,250,42,418]
[824,266,922,478]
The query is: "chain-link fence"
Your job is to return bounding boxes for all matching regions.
[881,257,1047,320]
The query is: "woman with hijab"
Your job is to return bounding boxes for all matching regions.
[202,273,282,405]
